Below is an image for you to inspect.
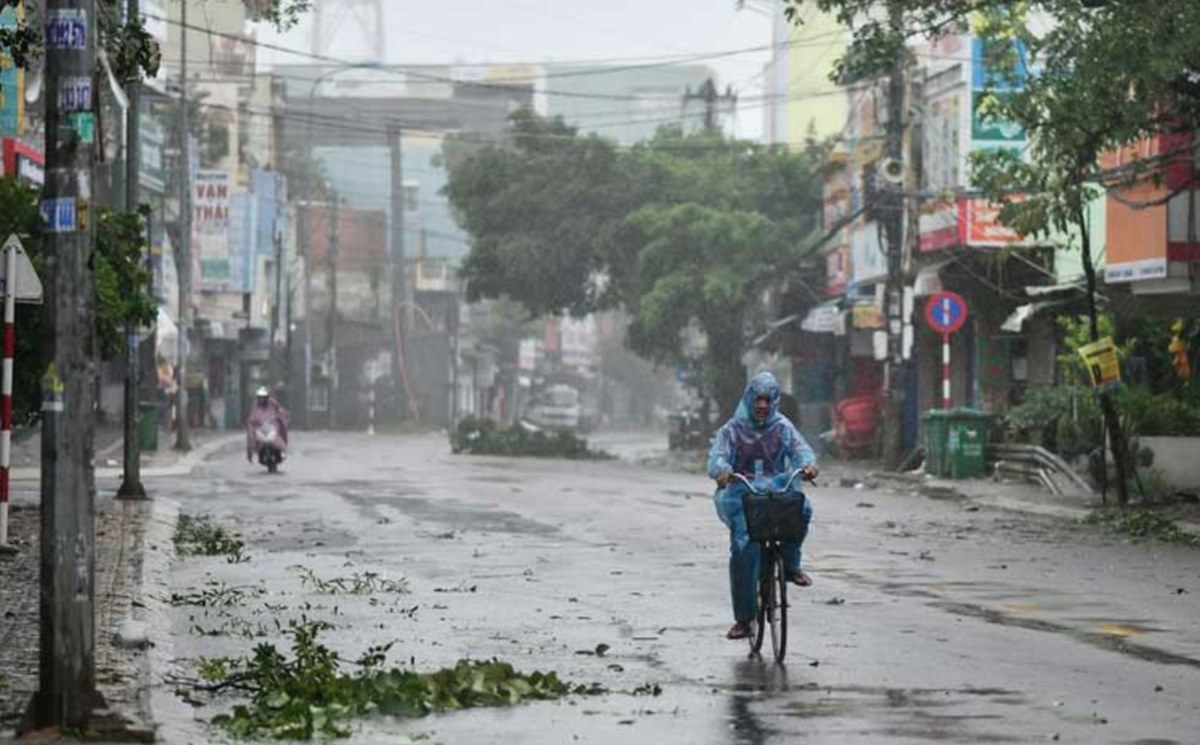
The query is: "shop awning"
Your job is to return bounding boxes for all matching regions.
[1001,299,1071,332]
[801,300,842,334]
[751,314,801,347]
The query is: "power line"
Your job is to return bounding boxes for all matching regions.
[147,10,839,102]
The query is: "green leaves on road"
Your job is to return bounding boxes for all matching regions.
[450,416,613,460]
[175,514,250,564]
[1084,510,1200,548]
[291,566,410,595]
[186,620,607,740]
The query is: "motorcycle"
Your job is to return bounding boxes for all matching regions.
[253,421,286,473]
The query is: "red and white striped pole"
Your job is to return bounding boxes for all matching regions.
[942,332,951,410]
[1,241,16,548]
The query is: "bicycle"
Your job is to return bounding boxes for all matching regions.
[730,469,812,664]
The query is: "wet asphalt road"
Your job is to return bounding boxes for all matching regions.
[154,432,1200,744]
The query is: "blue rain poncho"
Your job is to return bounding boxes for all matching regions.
[708,372,816,623]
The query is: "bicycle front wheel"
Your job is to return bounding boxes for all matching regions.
[770,551,788,663]
[752,553,770,656]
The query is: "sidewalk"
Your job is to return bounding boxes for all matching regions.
[824,459,1200,535]
[8,428,242,485]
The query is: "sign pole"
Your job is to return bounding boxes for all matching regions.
[942,332,951,410]
[925,291,968,412]
[0,240,15,551]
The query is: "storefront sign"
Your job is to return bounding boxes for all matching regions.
[194,170,231,285]
[850,222,887,286]
[140,116,166,192]
[1079,337,1121,391]
[801,302,840,334]
[17,155,42,185]
[919,198,962,253]
[3,138,43,186]
[1104,258,1168,284]
[851,303,885,330]
[965,198,1026,247]
[0,5,24,137]
[825,245,847,296]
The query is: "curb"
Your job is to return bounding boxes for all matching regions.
[139,497,197,742]
[9,434,241,483]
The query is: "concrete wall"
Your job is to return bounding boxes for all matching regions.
[1141,437,1200,491]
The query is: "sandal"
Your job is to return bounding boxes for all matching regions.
[790,572,813,587]
[726,622,752,640]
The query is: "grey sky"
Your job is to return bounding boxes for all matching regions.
[254,0,775,139]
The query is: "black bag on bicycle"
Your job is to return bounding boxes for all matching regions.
[743,493,808,543]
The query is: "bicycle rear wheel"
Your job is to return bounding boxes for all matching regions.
[770,551,788,663]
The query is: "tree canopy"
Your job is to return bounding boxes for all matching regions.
[444,111,824,411]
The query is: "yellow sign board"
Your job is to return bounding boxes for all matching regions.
[1078,337,1120,390]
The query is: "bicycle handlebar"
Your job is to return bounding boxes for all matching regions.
[729,468,816,495]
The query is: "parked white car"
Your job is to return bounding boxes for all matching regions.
[524,385,582,431]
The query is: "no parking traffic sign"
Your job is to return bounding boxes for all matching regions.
[925,291,969,410]
[925,291,968,335]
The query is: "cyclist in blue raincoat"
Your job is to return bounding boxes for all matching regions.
[708,372,818,640]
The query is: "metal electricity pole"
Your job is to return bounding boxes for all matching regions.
[175,0,192,451]
[118,0,146,499]
[880,2,910,469]
[682,77,737,132]
[326,188,338,430]
[29,0,104,727]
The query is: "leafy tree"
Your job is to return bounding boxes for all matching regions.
[95,207,157,359]
[445,111,823,413]
[0,178,155,424]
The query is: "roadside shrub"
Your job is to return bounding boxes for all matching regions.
[1005,386,1102,461]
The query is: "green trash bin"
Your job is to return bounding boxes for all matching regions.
[945,408,989,479]
[138,401,159,452]
[922,410,950,477]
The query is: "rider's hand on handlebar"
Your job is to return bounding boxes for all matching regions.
[716,470,732,487]
[802,465,819,482]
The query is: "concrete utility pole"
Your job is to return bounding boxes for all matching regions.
[175,0,192,451]
[326,188,338,430]
[387,124,415,418]
[29,0,104,727]
[118,0,146,500]
[880,1,910,469]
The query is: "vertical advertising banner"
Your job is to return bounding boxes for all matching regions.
[0,3,25,137]
[194,170,231,287]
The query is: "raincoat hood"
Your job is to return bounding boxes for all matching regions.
[734,372,782,429]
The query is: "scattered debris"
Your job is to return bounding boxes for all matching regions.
[292,566,409,595]
[1084,510,1200,548]
[855,502,875,509]
[174,514,249,564]
[826,597,846,606]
